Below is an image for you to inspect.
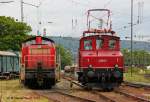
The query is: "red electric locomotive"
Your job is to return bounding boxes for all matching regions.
[20,36,56,88]
[77,9,124,90]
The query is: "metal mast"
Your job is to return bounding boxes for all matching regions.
[21,0,24,22]
[131,0,133,76]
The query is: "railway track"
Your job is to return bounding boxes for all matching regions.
[32,90,60,102]
[92,90,150,102]
[63,76,84,88]
[92,91,136,102]
[119,84,150,102]
[63,76,150,101]
[114,89,150,102]
[54,90,95,102]
[33,89,95,102]
[123,81,150,90]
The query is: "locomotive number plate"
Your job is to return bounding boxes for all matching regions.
[98,59,107,62]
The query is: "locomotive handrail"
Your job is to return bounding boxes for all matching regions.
[23,55,56,68]
[24,59,55,62]
[24,59,55,61]
[24,59,56,68]
[83,29,116,37]
[24,55,55,57]
[83,29,115,34]
[24,55,55,61]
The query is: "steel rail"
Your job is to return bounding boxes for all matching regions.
[123,81,150,90]
[54,90,95,102]
[91,91,116,102]
[33,89,95,102]
[63,76,84,88]
[114,90,150,102]
[33,91,60,102]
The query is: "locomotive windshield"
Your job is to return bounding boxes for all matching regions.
[84,40,92,50]
[96,39,103,49]
[109,39,116,49]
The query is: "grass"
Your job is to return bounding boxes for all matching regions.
[124,73,150,83]
[0,79,50,102]
[124,67,150,83]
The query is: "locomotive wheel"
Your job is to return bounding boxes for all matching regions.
[24,79,28,86]
[102,83,113,92]
[43,79,52,89]
[51,78,56,86]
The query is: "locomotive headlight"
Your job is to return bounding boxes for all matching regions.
[114,64,122,78]
[87,70,94,78]
[115,64,118,68]
[89,64,92,68]
[87,64,94,78]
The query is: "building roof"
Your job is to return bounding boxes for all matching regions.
[0,51,16,56]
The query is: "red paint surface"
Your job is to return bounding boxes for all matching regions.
[21,36,56,70]
[79,34,124,70]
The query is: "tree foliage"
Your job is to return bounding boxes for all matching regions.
[56,45,73,69]
[122,49,150,67]
[0,16,32,51]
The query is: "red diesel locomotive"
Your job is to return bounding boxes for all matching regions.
[77,9,124,90]
[20,36,56,88]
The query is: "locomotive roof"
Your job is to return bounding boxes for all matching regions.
[23,36,55,43]
[0,51,17,56]
[80,34,120,40]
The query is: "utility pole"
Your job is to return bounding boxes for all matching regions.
[21,0,23,22]
[131,0,133,76]
[20,1,42,35]
[20,0,40,22]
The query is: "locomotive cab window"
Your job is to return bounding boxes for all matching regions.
[84,40,92,50]
[96,39,103,49]
[109,39,116,49]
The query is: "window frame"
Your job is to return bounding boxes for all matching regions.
[108,39,116,49]
[83,39,93,50]
[96,38,104,49]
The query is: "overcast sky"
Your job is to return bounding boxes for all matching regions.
[0,0,150,40]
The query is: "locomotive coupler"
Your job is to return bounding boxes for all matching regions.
[101,73,105,82]
[37,62,43,85]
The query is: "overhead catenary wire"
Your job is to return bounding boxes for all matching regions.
[107,0,144,22]
[137,1,144,24]
[67,0,92,8]
[115,15,149,31]
[104,0,112,8]
[112,0,146,32]
[65,0,114,30]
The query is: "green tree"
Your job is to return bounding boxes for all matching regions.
[121,49,130,66]
[121,49,150,67]
[0,16,31,51]
[56,45,73,69]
